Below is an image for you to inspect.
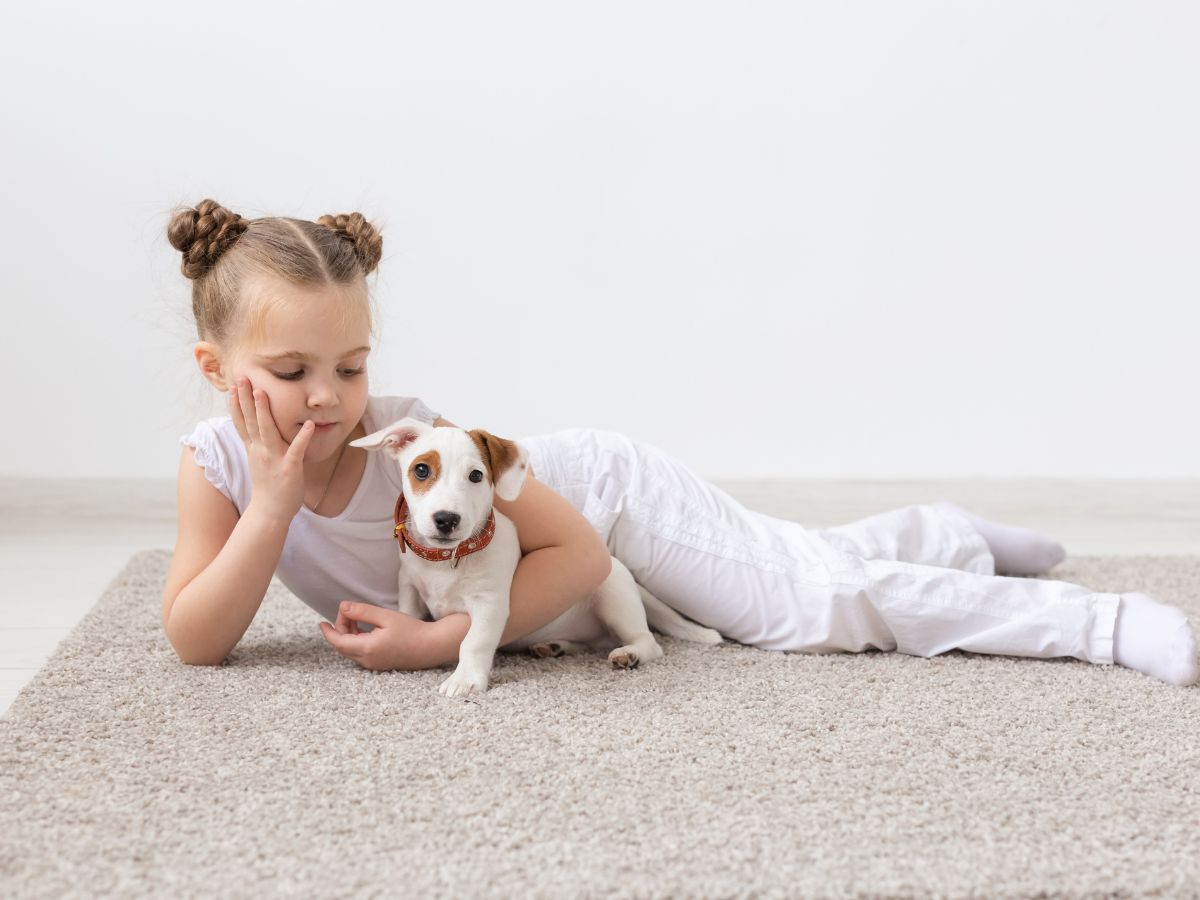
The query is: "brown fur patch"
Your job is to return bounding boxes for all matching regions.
[408,450,441,496]
[468,429,521,489]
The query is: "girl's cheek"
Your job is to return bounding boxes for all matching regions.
[257,384,287,412]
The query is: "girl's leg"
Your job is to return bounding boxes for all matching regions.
[808,504,996,574]
[520,429,1196,684]
[814,502,1068,577]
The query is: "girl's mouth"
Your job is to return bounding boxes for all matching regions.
[313,422,338,432]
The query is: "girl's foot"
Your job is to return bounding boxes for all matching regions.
[933,501,1067,576]
[1113,592,1199,686]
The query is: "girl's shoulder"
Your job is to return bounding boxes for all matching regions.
[179,414,241,457]
[365,394,441,429]
[178,414,243,507]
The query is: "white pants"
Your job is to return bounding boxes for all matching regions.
[521,428,1119,666]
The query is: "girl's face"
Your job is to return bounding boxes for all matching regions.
[225,282,372,463]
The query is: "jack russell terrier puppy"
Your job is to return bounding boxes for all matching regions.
[350,418,723,698]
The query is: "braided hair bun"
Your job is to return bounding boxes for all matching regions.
[317,212,383,276]
[167,199,249,280]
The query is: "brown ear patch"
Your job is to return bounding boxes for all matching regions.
[468,429,522,488]
[407,450,441,496]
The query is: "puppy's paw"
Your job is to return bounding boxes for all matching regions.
[608,646,640,669]
[438,668,489,698]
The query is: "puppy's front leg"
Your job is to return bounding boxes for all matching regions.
[438,596,509,699]
[396,579,428,621]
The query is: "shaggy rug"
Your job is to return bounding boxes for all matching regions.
[1,550,1197,899]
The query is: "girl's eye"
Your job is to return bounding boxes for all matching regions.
[272,368,366,381]
[469,470,483,483]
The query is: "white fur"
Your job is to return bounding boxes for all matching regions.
[351,418,723,698]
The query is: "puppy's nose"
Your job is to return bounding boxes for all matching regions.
[433,511,461,535]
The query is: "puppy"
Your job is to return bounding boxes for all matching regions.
[351,418,723,698]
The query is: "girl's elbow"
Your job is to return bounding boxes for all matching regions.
[169,642,225,667]
[171,641,227,667]
[181,655,225,667]
[163,622,227,667]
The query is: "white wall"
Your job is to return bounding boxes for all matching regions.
[2,1,1197,480]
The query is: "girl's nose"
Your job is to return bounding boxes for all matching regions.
[307,382,339,406]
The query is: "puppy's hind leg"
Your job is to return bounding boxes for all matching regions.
[528,640,589,659]
[593,558,664,669]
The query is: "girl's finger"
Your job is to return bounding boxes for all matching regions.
[335,606,360,635]
[339,600,394,629]
[287,420,316,461]
[253,389,285,450]
[320,622,360,659]
[239,381,261,444]
[228,386,248,442]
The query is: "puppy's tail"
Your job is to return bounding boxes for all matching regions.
[637,584,724,645]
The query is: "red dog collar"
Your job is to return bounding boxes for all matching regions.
[393,494,497,568]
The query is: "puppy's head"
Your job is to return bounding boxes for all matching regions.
[350,418,529,547]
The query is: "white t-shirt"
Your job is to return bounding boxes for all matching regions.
[178,394,441,624]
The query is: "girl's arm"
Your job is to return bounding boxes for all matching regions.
[162,445,291,665]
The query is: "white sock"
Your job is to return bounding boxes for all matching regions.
[1112,592,1199,687]
[933,501,1067,576]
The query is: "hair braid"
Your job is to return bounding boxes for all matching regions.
[317,211,383,275]
[167,199,250,280]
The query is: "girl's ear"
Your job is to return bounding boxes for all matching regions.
[350,417,430,461]
[468,430,530,501]
[194,341,229,391]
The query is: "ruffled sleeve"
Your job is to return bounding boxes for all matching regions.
[409,397,440,424]
[179,419,236,505]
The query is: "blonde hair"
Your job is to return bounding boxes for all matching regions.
[167,198,383,363]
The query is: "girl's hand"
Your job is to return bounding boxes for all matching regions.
[229,377,317,521]
[320,601,432,671]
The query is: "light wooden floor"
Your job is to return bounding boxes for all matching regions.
[2,477,1196,715]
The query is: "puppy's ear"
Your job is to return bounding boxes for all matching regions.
[350,417,430,461]
[468,430,530,502]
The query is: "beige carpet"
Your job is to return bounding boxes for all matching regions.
[2,550,1198,899]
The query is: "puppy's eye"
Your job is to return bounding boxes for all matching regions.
[414,463,430,480]
[469,470,483,483]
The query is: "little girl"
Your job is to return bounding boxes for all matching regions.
[164,199,1198,687]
